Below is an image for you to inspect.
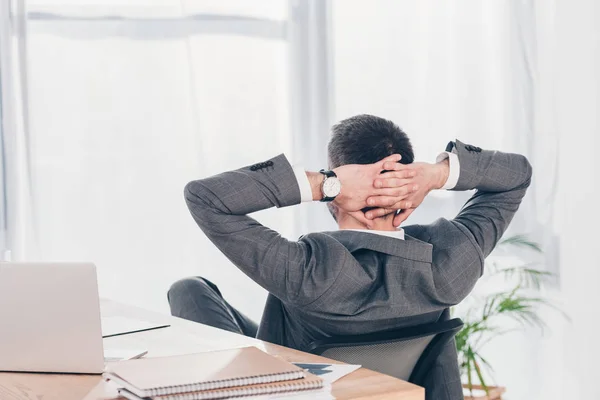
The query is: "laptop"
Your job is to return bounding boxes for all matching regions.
[0,262,106,374]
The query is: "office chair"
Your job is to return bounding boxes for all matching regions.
[306,316,463,386]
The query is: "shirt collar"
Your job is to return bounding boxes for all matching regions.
[346,228,405,240]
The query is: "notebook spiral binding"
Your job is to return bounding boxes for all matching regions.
[129,373,322,400]
[149,371,305,397]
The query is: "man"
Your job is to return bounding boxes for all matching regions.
[169,115,532,399]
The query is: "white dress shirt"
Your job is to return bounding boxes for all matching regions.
[291,152,460,240]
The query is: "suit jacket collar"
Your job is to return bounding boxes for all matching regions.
[321,229,432,263]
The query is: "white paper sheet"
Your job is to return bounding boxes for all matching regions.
[103,348,147,362]
[292,362,361,385]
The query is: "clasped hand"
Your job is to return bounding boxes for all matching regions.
[332,154,448,228]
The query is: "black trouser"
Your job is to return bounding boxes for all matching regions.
[167,277,258,338]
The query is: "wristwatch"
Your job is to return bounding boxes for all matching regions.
[319,169,341,202]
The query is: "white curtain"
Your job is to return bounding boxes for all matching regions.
[541,1,599,399]
[332,0,551,232]
[0,0,37,262]
[9,0,332,321]
[331,1,598,399]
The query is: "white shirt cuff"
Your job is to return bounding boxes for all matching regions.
[435,152,460,190]
[292,165,314,202]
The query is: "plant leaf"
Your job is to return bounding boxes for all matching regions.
[465,350,474,394]
[499,234,542,252]
[475,352,494,373]
[495,265,553,289]
[473,358,489,396]
[455,233,569,389]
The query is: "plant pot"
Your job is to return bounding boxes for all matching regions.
[462,384,506,400]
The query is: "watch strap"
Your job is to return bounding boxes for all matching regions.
[319,169,337,178]
[319,170,338,202]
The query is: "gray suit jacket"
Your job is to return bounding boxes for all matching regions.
[184,140,532,400]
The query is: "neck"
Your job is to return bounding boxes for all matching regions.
[337,215,397,231]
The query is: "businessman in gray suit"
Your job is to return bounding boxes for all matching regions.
[169,114,532,399]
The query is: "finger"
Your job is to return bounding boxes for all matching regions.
[348,211,374,229]
[375,177,419,191]
[371,185,414,198]
[368,187,417,204]
[393,208,415,227]
[366,200,413,217]
[367,196,414,209]
[365,207,396,219]
[375,177,418,189]
[368,196,397,208]
[377,154,402,167]
[379,169,417,179]
[378,168,417,181]
[372,184,419,197]
[374,173,417,188]
[376,155,402,172]
[381,160,406,171]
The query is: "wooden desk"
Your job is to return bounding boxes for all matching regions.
[0,300,424,400]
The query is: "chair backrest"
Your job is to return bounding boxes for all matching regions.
[306,317,463,385]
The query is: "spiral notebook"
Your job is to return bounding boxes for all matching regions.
[117,372,325,400]
[103,347,306,398]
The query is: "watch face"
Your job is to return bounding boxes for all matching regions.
[323,177,341,198]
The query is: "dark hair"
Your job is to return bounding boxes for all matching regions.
[328,114,414,169]
[327,114,414,219]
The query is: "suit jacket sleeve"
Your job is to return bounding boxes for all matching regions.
[416,140,532,306]
[184,154,338,306]
[449,139,533,259]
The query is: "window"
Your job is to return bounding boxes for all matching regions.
[21,0,330,319]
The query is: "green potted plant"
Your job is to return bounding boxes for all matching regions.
[455,234,562,399]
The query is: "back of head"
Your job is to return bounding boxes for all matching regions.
[328,114,414,169]
[327,114,414,220]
